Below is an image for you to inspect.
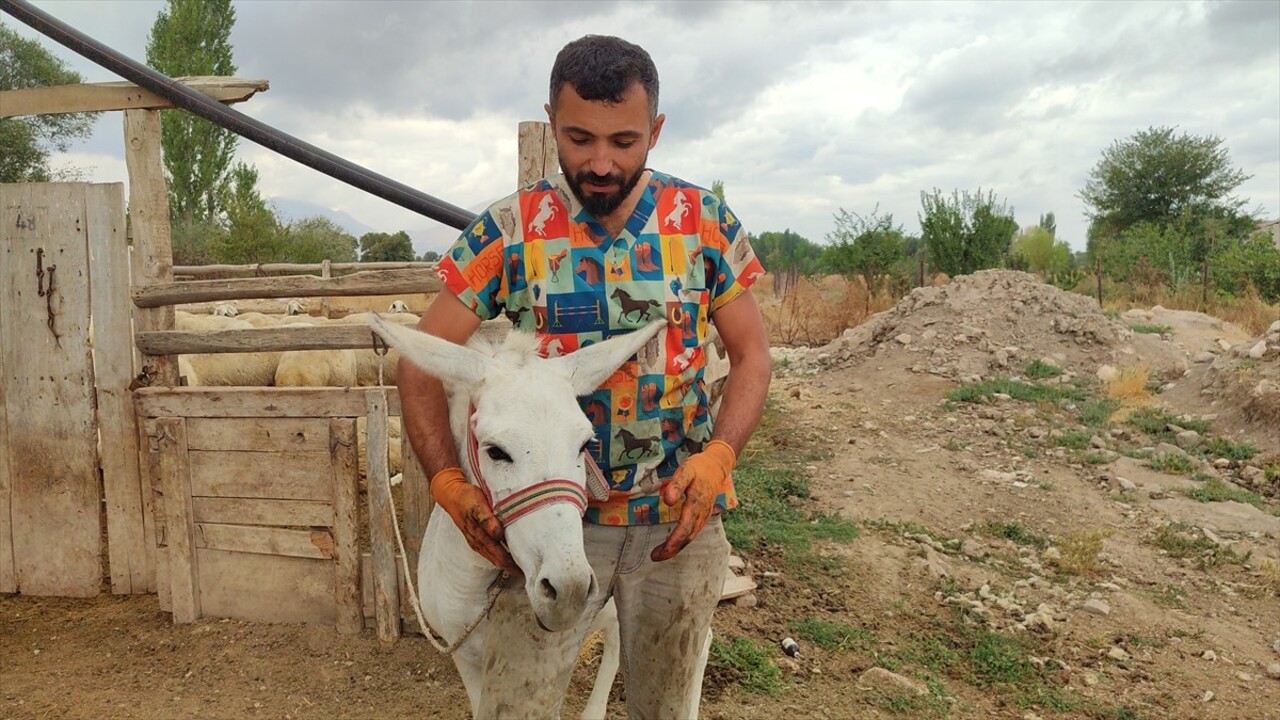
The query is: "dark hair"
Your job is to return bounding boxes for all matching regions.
[549,35,659,117]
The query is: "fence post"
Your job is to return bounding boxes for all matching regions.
[1094,255,1103,309]
[321,259,332,318]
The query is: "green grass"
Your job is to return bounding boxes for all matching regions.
[1147,452,1196,474]
[1049,429,1095,450]
[1127,406,1210,441]
[1181,477,1275,514]
[1200,437,1259,461]
[723,461,860,569]
[979,521,1049,550]
[968,632,1033,686]
[1024,359,1063,379]
[947,378,1085,405]
[788,617,877,652]
[1127,323,1173,335]
[1149,522,1251,569]
[1079,398,1120,428]
[709,636,784,695]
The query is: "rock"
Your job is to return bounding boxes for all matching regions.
[1217,338,1233,352]
[1097,365,1120,382]
[1201,690,1215,702]
[1267,663,1280,679]
[921,329,937,342]
[1107,646,1130,661]
[961,539,988,560]
[1082,598,1111,616]
[1090,435,1108,449]
[1236,672,1259,682]
[1155,442,1188,459]
[1193,351,1217,363]
[895,333,913,345]
[1248,340,1267,359]
[733,593,758,608]
[1273,639,1280,656]
[1202,650,1217,661]
[1043,547,1062,563]
[857,667,928,697]
[1149,488,1170,500]
[1176,430,1202,450]
[1240,465,1267,487]
[1115,476,1138,492]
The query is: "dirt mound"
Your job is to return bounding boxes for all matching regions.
[1196,319,1280,445]
[808,269,1186,381]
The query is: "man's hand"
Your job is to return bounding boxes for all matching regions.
[651,440,736,562]
[430,467,520,575]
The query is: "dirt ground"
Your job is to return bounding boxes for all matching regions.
[4,271,1279,719]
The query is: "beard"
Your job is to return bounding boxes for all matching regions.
[561,159,647,218]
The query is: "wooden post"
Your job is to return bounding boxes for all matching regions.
[156,417,200,623]
[517,121,558,187]
[365,390,399,643]
[87,183,151,594]
[330,418,362,635]
[321,259,332,318]
[1094,254,1103,309]
[124,109,179,386]
[401,438,431,592]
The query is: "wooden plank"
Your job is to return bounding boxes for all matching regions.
[192,497,333,527]
[331,419,362,635]
[139,418,166,603]
[401,437,432,579]
[517,121,558,186]
[720,574,757,601]
[185,416,330,452]
[0,246,11,592]
[156,417,199,622]
[137,316,510,354]
[86,183,150,595]
[0,183,101,597]
[0,77,268,118]
[195,523,335,560]
[365,389,399,642]
[135,386,385,418]
[132,268,443,308]
[196,548,335,625]
[189,449,334,502]
[173,260,437,277]
[124,109,178,386]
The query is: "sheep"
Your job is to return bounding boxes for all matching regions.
[387,299,410,313]
[286,298,305,316]
[176,310,249,332]
[273,318,355,387]
[357,415,404,477]
[212,302,239,317]
[335,312,418,386]
[174,313,281,386]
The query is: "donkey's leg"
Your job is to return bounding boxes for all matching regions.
[581,599,620,720]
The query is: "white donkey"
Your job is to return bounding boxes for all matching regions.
[368,316,667,718]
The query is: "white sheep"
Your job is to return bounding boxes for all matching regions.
[336,312,416,385]
[286,298,305,315]
[273,317,357,388]
[175,313,281,386]
[387,299,410,313]
[212,302,238,317]
[357,415,404,477]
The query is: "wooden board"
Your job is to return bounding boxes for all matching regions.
[0,77,268,118]
[196,548,335,625]
[185,416,331,452]
[720,574,757,601]
[0,183,102,596]
[331,419,362,634]
[156,417,199,622]
[195,523,335,560]
[365,390,399,642]
[517,121,558,186]
[137,321,418,355]
[86,183,150,594]
[135,387,392,419]
[189,450,334,502]
[132,268,442,308]
[192,497,333,527]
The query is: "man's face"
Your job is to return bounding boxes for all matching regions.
[547,83,665,218]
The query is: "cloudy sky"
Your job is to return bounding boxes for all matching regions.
[7,0,1279,254]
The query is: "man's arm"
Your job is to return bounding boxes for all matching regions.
[397,290,482,477]
[707,290,771,455]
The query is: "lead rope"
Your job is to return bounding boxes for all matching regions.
[373,367,507,655]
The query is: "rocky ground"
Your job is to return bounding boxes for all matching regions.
[2,270,1278,719]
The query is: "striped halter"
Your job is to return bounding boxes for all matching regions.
[465,405,587,527]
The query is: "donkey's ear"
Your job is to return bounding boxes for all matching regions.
[367,315,487,389]
[549,320,668,396]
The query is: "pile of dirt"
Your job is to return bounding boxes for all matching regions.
[1198,319,1280,446]
[808,269,1187,381]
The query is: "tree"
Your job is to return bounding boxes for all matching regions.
[1080,126,1252,242]
[280,217,356,263]
[1011,226,1071,274]
[211,162,279,263]
[919,188,1017,276]
[823,207,907,311]
[1038,212,1057,238]
[419,250,441,262]
[359,231,415,262]
[752,229,822,297]
[0,27,99,182]
[711,180,725,202]
[146,0,239,222]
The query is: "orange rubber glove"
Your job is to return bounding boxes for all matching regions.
[652,440,736,562]
[430,467,519,575]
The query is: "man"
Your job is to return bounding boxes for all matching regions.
[398,34,771,717]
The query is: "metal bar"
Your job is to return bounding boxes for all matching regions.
[0,0,476,231]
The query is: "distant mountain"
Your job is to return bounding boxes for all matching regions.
[270,198,376,238]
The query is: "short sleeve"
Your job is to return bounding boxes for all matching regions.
[707,199,765,312]
[435,210,508,321]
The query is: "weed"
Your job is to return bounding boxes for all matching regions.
[968,632,1032,686]
[1127,406,1210,439]
[1127,323,1173,335]
[1181,478,1275,515]
[1256,559,1280,598]
[1149,522,1250,569]
[1024,359,1063,379]
[724,462,859,570]
[1054,528,1111,576]
[980,521,1049,550]
[1147,452,1196,475]
[1111,491,1138,504]
[709,636,784,695]
[1084,452,1115,465]
[1105,366,1152,404]
[1200,436,1259,461]
[1050,429,1095,450]
[943,438,968,451]
[948,378,1084,405]
[788,617,876,652]
[1079,398,1120,428]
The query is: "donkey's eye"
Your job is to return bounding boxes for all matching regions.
[485,446,512,463]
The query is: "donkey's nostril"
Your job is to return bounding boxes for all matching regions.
[539,577,558,602]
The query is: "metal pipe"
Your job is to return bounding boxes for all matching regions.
[0,0,477,230]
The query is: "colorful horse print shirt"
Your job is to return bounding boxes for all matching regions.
[437,170,764,525]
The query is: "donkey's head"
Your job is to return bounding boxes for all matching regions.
[369,317,666,632]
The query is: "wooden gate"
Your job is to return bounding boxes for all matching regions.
[0,182,145,596]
